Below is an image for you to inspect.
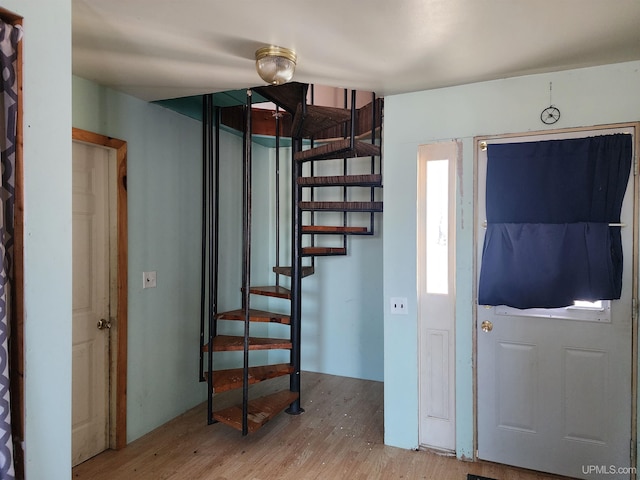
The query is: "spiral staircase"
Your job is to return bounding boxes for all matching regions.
[200,82,383,434]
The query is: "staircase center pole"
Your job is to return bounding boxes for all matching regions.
[309,86,315,257]
[287,133,304,416]
[241,90,253,435]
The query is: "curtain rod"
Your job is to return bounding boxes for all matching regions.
[481,221,625,228]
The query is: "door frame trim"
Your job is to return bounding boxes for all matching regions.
[72,127,128,450]
[473,122,640,468]
[6,9,25,476]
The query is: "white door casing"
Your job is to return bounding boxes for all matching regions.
[72,141,114,466]
[418,141,459,451]
[475,126,637,479]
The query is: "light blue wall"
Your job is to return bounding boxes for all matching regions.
[1,0,74,478]
[72,77,208,442]
[383,61,640,458]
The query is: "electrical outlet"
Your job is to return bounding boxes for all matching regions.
[143,271,157,289]
[390,297,408,315]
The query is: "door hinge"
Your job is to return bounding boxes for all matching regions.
[634,155,638,176]
[633,298,638,322]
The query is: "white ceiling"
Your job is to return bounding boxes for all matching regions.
[72,0,640,103]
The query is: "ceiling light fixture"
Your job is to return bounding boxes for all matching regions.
[255,46,297,85]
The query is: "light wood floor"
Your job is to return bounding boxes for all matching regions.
[73,372,571,480]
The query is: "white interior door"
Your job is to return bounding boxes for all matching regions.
[418,142,458,451]
[476,127,636,479]
[72,141,112,466]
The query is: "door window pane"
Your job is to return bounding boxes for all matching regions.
[426,159,448,294]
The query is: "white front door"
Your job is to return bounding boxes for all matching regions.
[418,142,458,451]
[476,127,636,479]
[72,141,112,466]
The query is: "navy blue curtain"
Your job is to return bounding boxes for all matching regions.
[478,134,632,308]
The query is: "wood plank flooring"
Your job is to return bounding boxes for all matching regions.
[73,372,572,480]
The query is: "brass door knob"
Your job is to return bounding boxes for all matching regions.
[97,318,111,330]
[481,320,493,333]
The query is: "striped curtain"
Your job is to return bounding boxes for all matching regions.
[0,18,22,480]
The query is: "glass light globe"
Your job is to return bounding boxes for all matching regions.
[255,46,297,85]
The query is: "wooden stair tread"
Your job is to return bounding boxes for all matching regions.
[300,201,383,212]
[216,308,290,325]
[248,285,291,299]
[203,335,292,352]
[208,363,294,393]
[302,247,347,256]
[292,104,352,138]
[298,174,382,187]
[253,83,308,114]
[213,390,299,433]
[302,225,369,234]
[294,138,380,162]
[273,266,315,278]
